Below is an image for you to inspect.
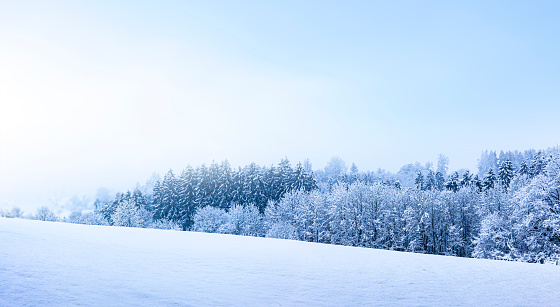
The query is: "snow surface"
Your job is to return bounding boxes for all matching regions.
[1,218,560,306]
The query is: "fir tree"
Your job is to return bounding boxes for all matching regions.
[435,171,445,191]
[498,159,514,189]
[178,166,197,229]
[483,168,496,191]
[519,159,530,176]
[153,170,181,224]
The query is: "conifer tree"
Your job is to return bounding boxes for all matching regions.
[178,166,197,229]
[483,168,496,191]
[498,159,514,189]
[519,159,530,176]
[435,171,445,191]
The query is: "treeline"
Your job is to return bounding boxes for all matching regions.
[36,146,560,264]
[186,149,559,263]
[94,159,317,230]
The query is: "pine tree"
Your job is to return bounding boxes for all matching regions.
[153,170,181,224]
[208,161,221,207]
[178,166,197,229]
[498,159,514,189]
[277,158,294,199]
[217,160,233,209]
[519,159,530,176]
[292,162,306,191]
[262,165,276,203]
[483,168,496,191]
[196,164,210,207]
[435,171,445,191]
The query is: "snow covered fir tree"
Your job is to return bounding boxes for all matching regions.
[17,147,559,264]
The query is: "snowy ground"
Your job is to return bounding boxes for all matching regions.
[1,218,560,306]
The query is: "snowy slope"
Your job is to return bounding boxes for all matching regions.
[1,218,559,306]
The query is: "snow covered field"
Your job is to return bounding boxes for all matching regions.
[1,218,560,306]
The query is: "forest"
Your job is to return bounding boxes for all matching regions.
[11,147,560,264]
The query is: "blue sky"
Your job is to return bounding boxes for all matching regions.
[1,1,559,209]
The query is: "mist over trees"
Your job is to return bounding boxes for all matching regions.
[9,147,558,264]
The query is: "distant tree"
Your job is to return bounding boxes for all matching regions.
[177,165,197,228]
[111,199,152,228]
[277,158,295,199]
[445,172,460,192]
[415,171,424,190]
[266,222,298,240]
[498,159,515,189]
[483,168,496,191]
[460,170,472,187]
[530,151,547,177]
[293,190,330,243]
[67,211,108,226]
[35,206,58,222]
[80,212,109,225]
[10,207,24,218]
[437,154,450,178]
[473,213,515,260]
[518,160,530,176]
[218,204,264,237]
[424,169,436,190]
[478,150,498,175]
[435,171,445,191]
[149,219,181,230]
[396,162,425,189]
[153,170,184,227]
[472,175,483,192]
[303,158,313,173]
[350,163,359,175]
[67,211,83,224]
[324,156,347,180]
[510,174,560,263]
[191,206,228,233]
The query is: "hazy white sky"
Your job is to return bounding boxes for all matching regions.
[1,1,559,210]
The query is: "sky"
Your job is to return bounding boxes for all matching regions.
[1,0,559,210]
